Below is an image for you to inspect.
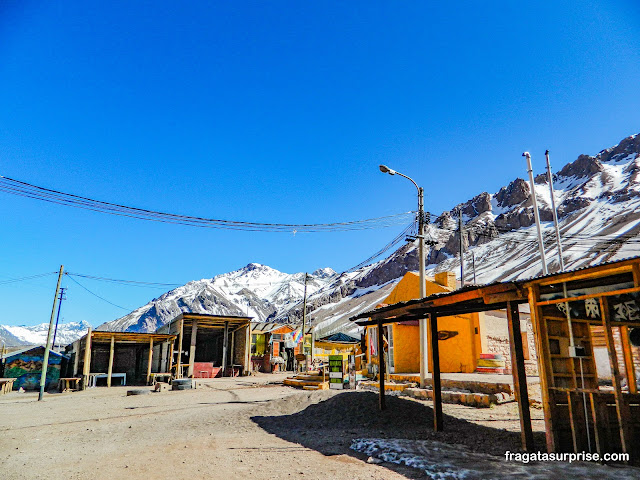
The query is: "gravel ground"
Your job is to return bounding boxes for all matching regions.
[1,375,637,479]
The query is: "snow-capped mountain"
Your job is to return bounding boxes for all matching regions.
[89,133,640,337]
[277,133,640,336]
[98,263,337,333]
[0,321,91,348]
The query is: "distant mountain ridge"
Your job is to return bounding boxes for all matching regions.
[8,133,640,342]
[0,321,91,348]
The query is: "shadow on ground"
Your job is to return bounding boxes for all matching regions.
[251,391,545,478]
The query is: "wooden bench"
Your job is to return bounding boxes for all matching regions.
[0,378,16,394]
[58,377,81,392]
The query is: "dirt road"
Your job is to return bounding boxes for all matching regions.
[1,375,414,479]
[1,375,638,479]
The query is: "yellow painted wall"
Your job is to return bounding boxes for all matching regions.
[365,271,480,373]
[393,323,420,372]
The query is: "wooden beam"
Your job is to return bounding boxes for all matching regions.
[177,318,184,378]
[620,326,637,394]
[536,286,640,307]
[528,285,557,453]
[222,321,229,375]
[107,335,115,388]
[188,320,198,377]
[632,263,640,287]
[507,302,535,451]
[82,328,92,390]
[72,340,80,377]
[230,330,235,366]
[168,339,174,378]
[429,313,443,432]
[147,338,154,385]
[245,324,251,376]
[599,296,632,455]
[377,319,385,411]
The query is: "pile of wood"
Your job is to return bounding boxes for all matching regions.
[283,372,329,391]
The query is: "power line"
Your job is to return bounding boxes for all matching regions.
[0,175,415,232]
[65,274,133,311]
[0,272,57,285]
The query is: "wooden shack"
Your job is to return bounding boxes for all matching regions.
[66,329,176,388]
[156,313,252,378]
[351,257,640,463]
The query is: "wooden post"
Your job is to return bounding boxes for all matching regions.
[377,320,386,411]
[188,321,197,378]
[168,339,175,377]
[245,323,251,375]
[599,296,632,455]
[222,321,229,375]
[177,318,184,378]
[429,313,443,432]
[507,302,535,451]
[230,330,235,367]
[82,328,92,390]
[528,285,557,453]
[620,326,637,394]
[72,340,80,376]
[107,335,115,388]
[147,337,154,384]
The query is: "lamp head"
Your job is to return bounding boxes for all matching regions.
[379,165,396,175]
[522,152,531,159]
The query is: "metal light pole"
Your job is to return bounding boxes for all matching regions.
[522,152,548,275]
[379,165,428,387]
[545,150,564,272]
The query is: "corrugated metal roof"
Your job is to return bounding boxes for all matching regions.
[3,345,69,360]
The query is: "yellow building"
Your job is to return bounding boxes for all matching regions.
[365,271,481,373]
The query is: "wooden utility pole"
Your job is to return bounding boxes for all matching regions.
[39,265,64,401]
[458,208,464,287]
[301,273,308,370]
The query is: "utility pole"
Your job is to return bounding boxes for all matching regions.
[417,186,429,387]
[52,287,67,352]
[39,265,64,401]
[301,273,308,371]
[471,251,477,285]
[523,152,548,275]
[545,150,564,272]
[458,208,464,287]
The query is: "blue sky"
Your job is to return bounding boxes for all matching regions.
[1,1,639,329]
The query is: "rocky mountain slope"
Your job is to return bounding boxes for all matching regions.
[83,133,640,337]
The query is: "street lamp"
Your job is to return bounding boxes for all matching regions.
[379,165,428,387]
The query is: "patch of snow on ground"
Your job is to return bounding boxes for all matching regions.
[351,438,640,480]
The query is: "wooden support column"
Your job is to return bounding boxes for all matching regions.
[620,326,637,394]
[168,340,174,377]
[377,320,386,411]
[188,321,198,378]
[222,321,229,375]
[82,328,92,390]
[599,296,632,455]
[429,313,443,431]
[230,330,235,367]
[507,301,535,451]
[147,338,154,384]
[72,340,80,376]
[528,285,557,452]
[245,324,251,375]
[177,318,184,378]
[107,335,115,388]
